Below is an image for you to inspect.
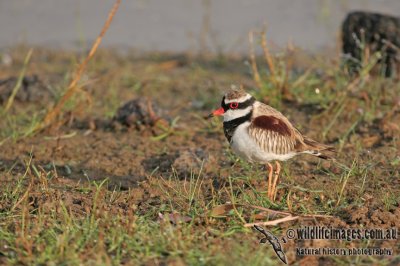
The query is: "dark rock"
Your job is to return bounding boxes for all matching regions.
[0,74,53,103]
[113,97,166,128]
[342,11,400,77]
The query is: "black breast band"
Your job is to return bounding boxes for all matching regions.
[223,111,253,142]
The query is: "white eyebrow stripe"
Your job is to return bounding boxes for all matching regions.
[224,94,252,104]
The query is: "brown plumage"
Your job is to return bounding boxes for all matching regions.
[225,89,248,100]
[249,101,334,159]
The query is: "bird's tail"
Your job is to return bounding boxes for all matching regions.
[302,136,335,160]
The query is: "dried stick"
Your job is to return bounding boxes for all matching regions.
[38,0,121,131]
[248,31,263,89]
[248,204,292,216]
[261,30,276,79]
[244,215,300,227]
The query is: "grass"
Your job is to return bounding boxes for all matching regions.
[0,161,281,265]
[0,42,399,265]
[1,151,397,265]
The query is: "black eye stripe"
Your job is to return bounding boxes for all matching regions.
[221,97,255,111]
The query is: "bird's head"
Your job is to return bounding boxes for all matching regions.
[208,89,255,121]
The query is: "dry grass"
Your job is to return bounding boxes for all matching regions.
[39,0,121,131]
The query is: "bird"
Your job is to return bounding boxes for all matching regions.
[208,89,334,201]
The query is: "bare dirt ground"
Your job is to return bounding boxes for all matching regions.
[0,47,399,265]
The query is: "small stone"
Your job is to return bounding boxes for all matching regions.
[113,97,166,128]
[0,75,52,103]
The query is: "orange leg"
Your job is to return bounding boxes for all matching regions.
[271,161,281,201]
[266,162,273,200]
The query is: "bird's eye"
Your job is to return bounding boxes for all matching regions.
[229,102,239,109]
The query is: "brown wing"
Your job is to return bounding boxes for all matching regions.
[249,102,335,158]
[252,115,292,136]
[249,115,299,154]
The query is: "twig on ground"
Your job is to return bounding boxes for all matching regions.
[244,204,334,227]
[244,215,299,227]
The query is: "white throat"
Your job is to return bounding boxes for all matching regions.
[223,106,252,122]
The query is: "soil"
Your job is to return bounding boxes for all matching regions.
[0,47,399,265]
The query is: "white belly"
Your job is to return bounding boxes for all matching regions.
[230,122,296,163]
